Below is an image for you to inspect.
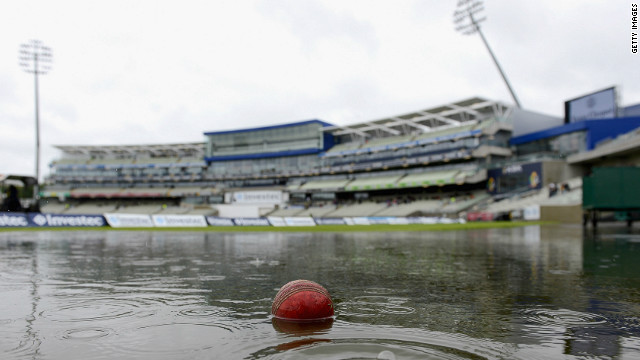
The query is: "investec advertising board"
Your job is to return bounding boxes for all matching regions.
[0,213,30,227]
[0,213,106,228]
[152,215,207,227]
[231,190,282,204]
[104,213,154,228]
[30,213,106,227]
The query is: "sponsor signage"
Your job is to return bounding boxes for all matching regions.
[503,164,523,174]
[104,213,154,228]
[267,217,287,227]
[314,218,346,225]
[487,162,543,194]
[386,217,410,225]
[352,217,371,225]
[29,213,106,227]
[523,205,541,221]
[406,217,426,224]
[365,217,390,225]
[232,191,282,204]
[565,87,617,123]
[152,215,207,227]
[232,218,271,226]
[284,217,316,226]
[206,217,235,226]
[0,213,29,227]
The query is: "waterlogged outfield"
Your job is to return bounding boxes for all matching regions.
[0,221,548,233]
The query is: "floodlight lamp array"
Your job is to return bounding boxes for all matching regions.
[19,40,53,74]
[453,0,486,35]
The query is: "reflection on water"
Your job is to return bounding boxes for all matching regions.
[0,225,639,359]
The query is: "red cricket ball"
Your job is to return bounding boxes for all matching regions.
[271,279,334,321]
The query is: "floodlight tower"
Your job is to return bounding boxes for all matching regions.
[454,0,522,108]
[19,40,52,202]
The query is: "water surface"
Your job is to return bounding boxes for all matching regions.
[1,225,639,359]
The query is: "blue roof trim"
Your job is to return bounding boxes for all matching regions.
[510,117,640,150]
[510,121,588,145]
[203,119,334,136]
[53,162,206,170]
[205,147,321,162]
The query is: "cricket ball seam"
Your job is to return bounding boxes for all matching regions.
[271,280,332,317]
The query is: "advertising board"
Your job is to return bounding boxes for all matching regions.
[152,215,207,227]
[565,87,617,123]
[104,213,154,228]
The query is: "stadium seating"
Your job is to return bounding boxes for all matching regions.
[64,203,118,215]
[120,187,171,197]
[374,200,443,217]
[541,189,582,206]
[185,206,218,216]
[324,201,389,217]
[70,187,123,198]
[87,157,134,166]
[324,141,363,155]
[156,205,191,214]
[484,190,549,214]
[300,178,352,190]
[40,202,69,214]
[43,99,522,218]
[440,193,490,214]
[414,123,476,142]
[296,204,339,218]
[52,158,88,166]
[178,157,206,165]
[346,174,404,191]
[135,156,179,165]
[167,187,209,197]
[111,204,162,214]
[361,134,414,150]
[540,177,583,206]
[268,206,305,217]
[397,170,460,188]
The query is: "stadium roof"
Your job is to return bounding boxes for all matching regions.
[322,97,512,140]
[53,142,205,157]
[510,116,640,151]
[203,119,333,136]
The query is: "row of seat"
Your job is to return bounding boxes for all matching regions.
[270,192,488,218]
[484,177,583,213]
[40,202,217,216]
[325,120,489,155]
[292,169,481,192]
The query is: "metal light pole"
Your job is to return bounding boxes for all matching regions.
[19,40,52,203]
[454,0,522,108]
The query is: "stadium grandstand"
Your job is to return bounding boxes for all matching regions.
[41,97,518,218]
[41,95,640,222]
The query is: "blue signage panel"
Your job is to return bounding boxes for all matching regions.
[0,213,30,227]
[487,162,543,194]
[314,218,346,225]
[232,218,271,226]
[29,213,106,227]
[206,217,236,226]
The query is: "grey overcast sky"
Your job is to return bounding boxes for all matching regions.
[1,0,638,180]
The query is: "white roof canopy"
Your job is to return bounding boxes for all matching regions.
[322,97,511,141]
[54,142,205,158]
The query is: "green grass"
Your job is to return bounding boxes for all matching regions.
[0,221,549,233]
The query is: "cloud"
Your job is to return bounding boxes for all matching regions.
[0,0,637,180]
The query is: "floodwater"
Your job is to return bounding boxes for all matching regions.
[1,225,639,359]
